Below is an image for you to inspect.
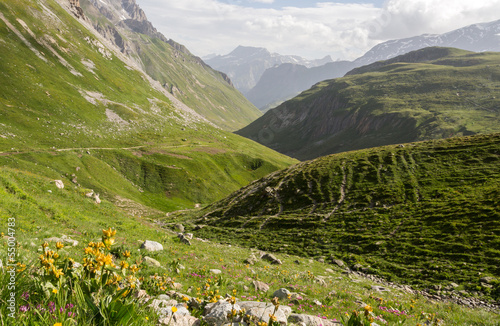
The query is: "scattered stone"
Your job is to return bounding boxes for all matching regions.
[325,268,334,273]
[272,288,291,299]
[314,277,327,287]
[210,269,222,275]
[175,224,185,233]
[54,180,64,189]
[238,301,291,325]
[141,240,164,252]
[244,254,258,265]
[262,253,282,265]
[185,233,193,240]
[333,259,345,268]
[158,294,171,301]
[371,285,390,293]
[313,299,322,306]
[178,234,192,246]
[294,260,300,265]
[44,236,79,246]
[144,256,161,267]
[0,259,3,270]
[204,299,241,326]
[480,277,496,284]
[252,280,270,292]
[85,190,94,198]
[159,315,200,326]
[194,225,205,231]
[450,282,460,288]
[288,314,342,326]
[94,193,101,204]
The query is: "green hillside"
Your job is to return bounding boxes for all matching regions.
[0,0,295,211]
[237,47,500,160]
[185,133,500,300]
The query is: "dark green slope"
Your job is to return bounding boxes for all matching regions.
[237,47,500,160]
[0,0,295,211]
[187,133,500,298]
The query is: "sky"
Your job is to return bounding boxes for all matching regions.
[135,0,500,60]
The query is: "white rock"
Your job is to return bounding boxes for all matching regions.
[141,240,164,252]
[144,256,161,267]
[204,300,241,326]
[54,180,64,189]
[238,301,291,325]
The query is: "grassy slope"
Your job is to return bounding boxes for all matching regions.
[0,166,499,325]
[237,47,500,160]
[0,0,295,211]
[184,133,500,299]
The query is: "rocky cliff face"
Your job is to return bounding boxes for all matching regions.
[71,0,258,130]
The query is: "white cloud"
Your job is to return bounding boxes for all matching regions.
[372,0,500,40]
[249,0,275,3]
[135,0,500,60]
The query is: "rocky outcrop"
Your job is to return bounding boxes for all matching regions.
[69,0,85,19]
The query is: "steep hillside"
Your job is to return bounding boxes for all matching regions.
[80,0,261,130]
[0,0,295,211]
[237,47,500,160]
[186,133,500,298]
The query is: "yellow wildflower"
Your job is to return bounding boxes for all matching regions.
[171,306,178,313]
[123,250,131,258]
[53,323,62,326]
[55,242,64,250]
[52,289,58,294]
[42,241,49,249]
[120,261,129,269]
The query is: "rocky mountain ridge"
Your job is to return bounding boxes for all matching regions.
[235,19,500,111]
[79,0,257,130]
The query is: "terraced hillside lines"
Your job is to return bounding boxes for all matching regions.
[237,47,500,160]
[186,133,500,298]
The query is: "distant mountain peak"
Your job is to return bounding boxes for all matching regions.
[205,46,333,93]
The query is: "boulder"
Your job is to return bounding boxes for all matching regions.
[144,256,161,267]
[244,254,258,265]
[272,288,291,300]
[159,315,200,326]
[252,280,270,292]
[175,224,185,233]
[54,180,64,189]
[141,240,164,252]
[204,300,241,326]
[332,259,345,268]
[238,301,291,325]
[262,253,282,265]
[288,314,342,326]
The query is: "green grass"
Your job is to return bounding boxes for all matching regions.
[0,0,295,211]
[0,166,499,325]
[184,133,500,301]
[237,47,500,160]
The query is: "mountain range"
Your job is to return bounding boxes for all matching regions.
[204,46,332,94]
[216,19,500,111]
